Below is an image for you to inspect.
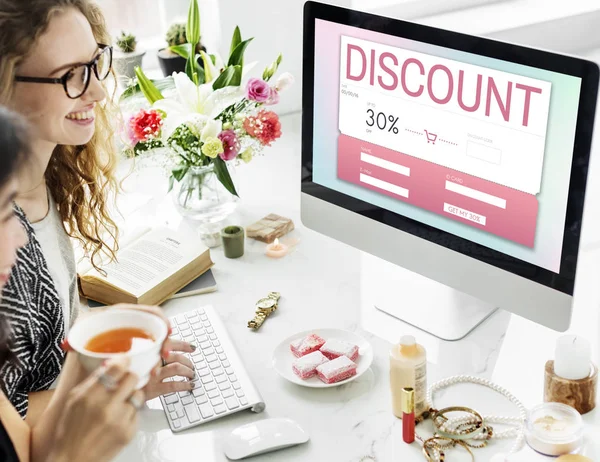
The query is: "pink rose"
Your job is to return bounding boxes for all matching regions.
[246,78,271,103]
[218,130,241,161]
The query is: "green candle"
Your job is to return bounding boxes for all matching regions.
[221,225,245,258]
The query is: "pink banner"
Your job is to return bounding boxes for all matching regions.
[337,134,539,247]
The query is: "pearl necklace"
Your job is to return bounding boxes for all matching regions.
[426,375,527,453]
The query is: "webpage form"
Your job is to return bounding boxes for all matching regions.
[336,36,552,247]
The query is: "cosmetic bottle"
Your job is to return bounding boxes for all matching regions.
[390,335,427,418]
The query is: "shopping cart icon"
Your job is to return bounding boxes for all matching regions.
[424,130,437,144]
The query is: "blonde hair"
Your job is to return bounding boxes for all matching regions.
[0,0,119,267]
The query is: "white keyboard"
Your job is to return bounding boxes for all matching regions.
[160,306,265,432]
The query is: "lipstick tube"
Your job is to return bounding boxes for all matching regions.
[402,387,415,443]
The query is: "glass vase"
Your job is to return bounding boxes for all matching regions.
[171,163,238,224]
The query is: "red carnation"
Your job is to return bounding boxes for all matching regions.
[243,110,282,146]
[129,109,163,143]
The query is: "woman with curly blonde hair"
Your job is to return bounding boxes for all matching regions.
[0,0,195,422]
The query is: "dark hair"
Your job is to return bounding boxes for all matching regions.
[0,105,30,366]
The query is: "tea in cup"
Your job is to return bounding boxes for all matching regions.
[68,309,168,388]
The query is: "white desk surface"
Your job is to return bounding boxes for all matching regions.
[111,112,600,462]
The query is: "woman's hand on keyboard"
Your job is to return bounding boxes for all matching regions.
[143,339,196,400]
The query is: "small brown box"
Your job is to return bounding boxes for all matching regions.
[246,214,294,243]
[544,360,597,415]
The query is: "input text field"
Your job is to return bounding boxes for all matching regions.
[360,173,409,198]
[445,181,507,209]
[361,152,411,176]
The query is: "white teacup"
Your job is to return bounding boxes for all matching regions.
[68,309,168,388]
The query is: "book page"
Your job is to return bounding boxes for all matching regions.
[85,228,207,297]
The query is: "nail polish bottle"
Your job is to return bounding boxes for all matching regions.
[402,387,415,443]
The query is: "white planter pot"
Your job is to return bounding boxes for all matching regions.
[113,50,146,83]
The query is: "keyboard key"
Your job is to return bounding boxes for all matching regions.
[198,369,211,378]
[213,367,224,376]
[180,328,192,337]
[191,349,203,357]
[215,347,224,354]
[203,347,215,356]
[206,354,218,363]
[201,376,214,384]
[216,375,227,384]
[222,389,234,398]
[196,307,205,315]
[206,327,214,334]
[219,382,231,392]
[197,335,209,343]
[212,340,221,347]
[225,367,234,375]
[192,388,205,397]
[176,408,184,418]
[175,315,187,325]
[170,411,178,420]
[232,382,241,390]
[210,397,223,406]
[218,353,227,361]
[207,389,219,399]
[185,311,198,319]
[165,395,178,404]
[173,420,181,429]
[214,404,227,415]
[205,382,217,391]
[209,334,218,341]
[200,341,211,350]
[184,404,201,423]
[181,395,194,405]
[240,397,248,406]
[230,374,238,383]
[193,356,205,365]
[200,314,208,321]
[225,397,239,410]
[236,389,245,398]
[203,321,211,328]
[210,362,221,371]
[199,404,213,419]
[222,360,231,368]
[196,395,208,405]
[167,404,175,412]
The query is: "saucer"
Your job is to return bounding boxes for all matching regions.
[272,328,374,388]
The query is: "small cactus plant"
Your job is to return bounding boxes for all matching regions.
[165,23,188,47]
[116,31,137,53]
[165,22,205,54]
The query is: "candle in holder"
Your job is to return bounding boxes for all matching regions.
[554,335,591,380]
[265,238,288,258]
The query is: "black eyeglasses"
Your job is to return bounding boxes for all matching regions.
[15,44,113,99]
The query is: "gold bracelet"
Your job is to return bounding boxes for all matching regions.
[431,406,485,440]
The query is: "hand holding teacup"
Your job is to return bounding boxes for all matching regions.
[67,304,196,400]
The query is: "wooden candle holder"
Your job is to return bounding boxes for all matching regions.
[544,360,598,415]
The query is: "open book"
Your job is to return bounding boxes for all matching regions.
[79,227,214,306]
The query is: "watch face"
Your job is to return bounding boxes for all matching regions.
[257,298,276,309]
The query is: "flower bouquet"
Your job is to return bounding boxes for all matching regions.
[121,0,293,221]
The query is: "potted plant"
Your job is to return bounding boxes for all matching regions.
[113,31,145,84]
[157,22,206,77]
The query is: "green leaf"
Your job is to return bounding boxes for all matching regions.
[186,0,201,47]
[169,43,191,60]
[229,26,242,58]
[200,50,213,82]
[209,54,217,65]
[119,76,174,103]
[134,66,164,104]
[167,175,175,192]
[227,38,253,68]
[229,65,242,87]
[212,66,235,90]
[213,157,238,197]
[172,165,189,182]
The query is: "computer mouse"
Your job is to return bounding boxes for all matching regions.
[223,418,310,460]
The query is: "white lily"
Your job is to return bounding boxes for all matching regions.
[153,72,244,140]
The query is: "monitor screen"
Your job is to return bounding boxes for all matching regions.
[309,17,587,281]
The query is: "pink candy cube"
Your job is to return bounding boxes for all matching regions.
[316,356,357,384]
[292,351,329,379]
[320,339,359,361]
[290,334,326,358]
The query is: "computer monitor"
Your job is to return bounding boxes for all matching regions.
[300,1,599,340]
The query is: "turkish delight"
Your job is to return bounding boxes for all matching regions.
[316,356,357,384]
[320,339,359,361]
[292,351,329,379]
[290,334,326,358]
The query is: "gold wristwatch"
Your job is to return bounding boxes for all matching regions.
[248,292,281,330]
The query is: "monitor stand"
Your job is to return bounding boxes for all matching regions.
[361,253,498,342]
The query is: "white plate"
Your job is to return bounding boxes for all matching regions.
[272,328,374,388]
